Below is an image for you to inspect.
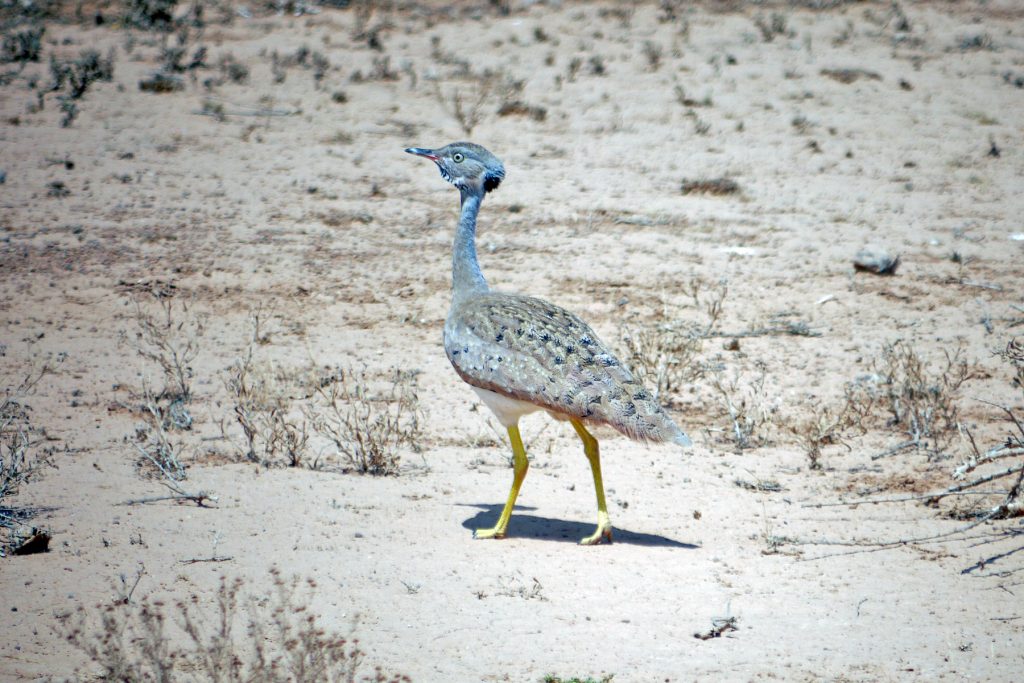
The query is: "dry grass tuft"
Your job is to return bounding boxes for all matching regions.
[62,569,410,682]
[306,367,422,476]
[1,362,55,553]
[123,296,205,403]
[618,279,726,402]
[708,362,775,451]
[222,312,310,468]
[848,339,972,450]
[680,177,740,196]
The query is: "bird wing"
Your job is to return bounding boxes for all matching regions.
[444,292,687,443]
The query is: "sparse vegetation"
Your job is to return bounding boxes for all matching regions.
[1,26,44,64]
[641,40,662,71]
[44,48,115,126]
[708,362,774,451]
[306,366,422,475]
[786,400,857,470]
[619,279,726,402]
[681,177,739,195]
[123,296,205,403]
[754,12,791,43]
[1,363,54,553]
[786,339,973,469]
[123,0,178,31]
[849,339,971,451]
[222,315,309,468]
[63,569,410,682]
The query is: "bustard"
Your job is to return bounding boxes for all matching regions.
[406,142,691,545]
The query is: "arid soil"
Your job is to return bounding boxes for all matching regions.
[2,1,1023,681]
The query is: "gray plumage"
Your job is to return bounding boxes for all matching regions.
[406,141,691,544]
[406,141,691,447]
[445,292,689,444]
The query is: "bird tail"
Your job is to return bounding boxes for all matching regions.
[673,430,693,448]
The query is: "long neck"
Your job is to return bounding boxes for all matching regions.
[451,189,489,303]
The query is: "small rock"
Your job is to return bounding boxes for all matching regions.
[723,338,740,351]
[12,528,51,556]
[853,247,900,275]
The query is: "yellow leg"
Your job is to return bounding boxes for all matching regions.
[475,424,528,539]
[571,418,613,545]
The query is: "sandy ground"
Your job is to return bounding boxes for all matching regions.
[2,1,1024,680]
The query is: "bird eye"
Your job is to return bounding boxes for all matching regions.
[452,152,465,163]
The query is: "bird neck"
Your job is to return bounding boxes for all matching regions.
[452,190,489,304]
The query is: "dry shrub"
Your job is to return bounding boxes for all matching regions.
[1002,338,1024,391]
[431,70,523,135]
[223,337,309,468]
[306,367,422,475]
[680,177,740,196]
[618,278,726,401]
[2,26,44,64]
[123,296,205,403]
[708,362,775,451]
[62,569,409,682]
[940,341,1024,520]
[786,339,973,469]
[1,363,54,551]
[847,339,971,449]
[221,310,420,474]
[785,401,857,470]
[133,389,189,481]
[754,12,791,42]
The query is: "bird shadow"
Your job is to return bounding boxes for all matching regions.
[459,503,700,548]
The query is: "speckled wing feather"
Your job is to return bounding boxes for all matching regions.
[444,292,687,444]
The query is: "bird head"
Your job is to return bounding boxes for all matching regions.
[406,142,505,196]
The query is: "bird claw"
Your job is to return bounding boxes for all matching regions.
[579,524,613,546]
[473,527,506,540]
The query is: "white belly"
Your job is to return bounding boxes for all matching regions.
[471,387,545,427]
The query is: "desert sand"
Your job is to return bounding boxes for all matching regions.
[2,1,1023,681]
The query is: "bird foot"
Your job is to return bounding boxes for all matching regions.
[473,526,507,540]
[579,523,613,546]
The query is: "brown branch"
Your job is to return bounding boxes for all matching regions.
[927,464,1024,505]
[120,491,216,507]
[870,439,919,460]
[793,511,1003,561]
[179,555,233,564]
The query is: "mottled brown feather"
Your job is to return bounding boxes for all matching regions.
[444,292,686,444]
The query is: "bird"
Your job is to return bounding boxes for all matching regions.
[405,142,692,545]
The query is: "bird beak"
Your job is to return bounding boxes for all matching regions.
[405,147,439,162]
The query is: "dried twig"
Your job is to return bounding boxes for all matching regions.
[694,616,738,640]
[870,439,919,460]
[702,322,822,338]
